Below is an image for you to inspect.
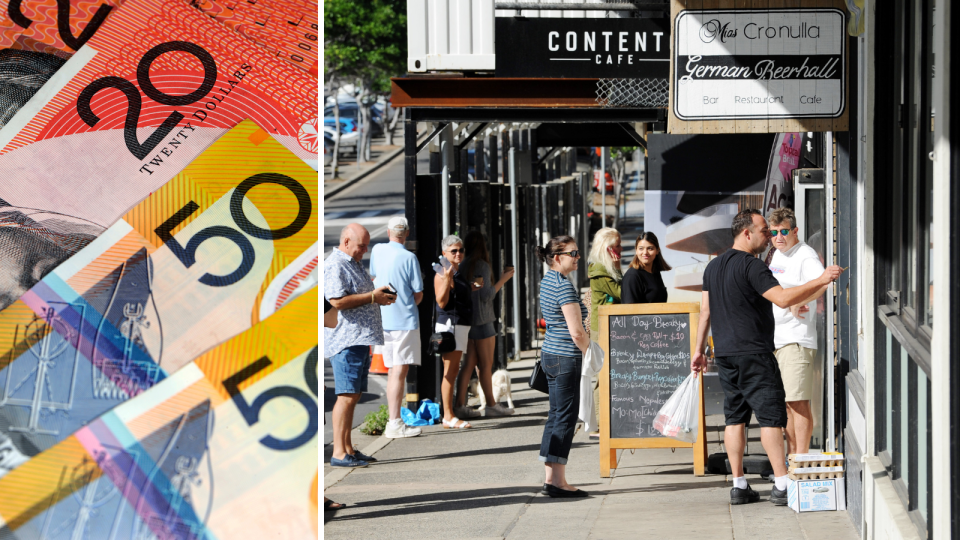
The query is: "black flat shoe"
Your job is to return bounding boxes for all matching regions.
[730,484,761,505]
[541,483,550,495]
[543,483,589,498]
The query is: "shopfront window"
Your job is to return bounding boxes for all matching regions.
[874,0,935,536]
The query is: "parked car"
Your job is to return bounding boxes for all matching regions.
[324,101,384,138]
[323,118,358,150]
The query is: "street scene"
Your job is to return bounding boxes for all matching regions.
[324,1,956,540]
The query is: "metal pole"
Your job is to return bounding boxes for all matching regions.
[825,131,836,452]
[441,127,452,237]
[600,146,606,228]
[509,147,521,362]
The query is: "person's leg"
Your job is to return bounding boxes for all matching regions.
[787,400,813,454]
[725,423,746,477]
[784,406,797,456]
[456,340,479,408]
[544,355,581,490]
[441,350,462,422]
[476,336,497,407]
[332,392,361,460]
[540,354,560,483]
[331,346,366,459]
[544,462,566,488]
[760,427,788,477]
[386,364,409,421]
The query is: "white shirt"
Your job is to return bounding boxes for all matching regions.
[769,241,824,350]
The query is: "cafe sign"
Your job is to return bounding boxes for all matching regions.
[673,9,845,120]
[496,17,670,78]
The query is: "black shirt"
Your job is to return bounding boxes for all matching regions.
[702,249,782,356]
[622,267,668,304]
[436,270,473,325]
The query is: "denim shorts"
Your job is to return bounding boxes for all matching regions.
[330,345,371,395]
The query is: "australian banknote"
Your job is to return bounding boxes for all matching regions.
[0,0,317,315]
[0,291,318,540]
[0,119,317,474]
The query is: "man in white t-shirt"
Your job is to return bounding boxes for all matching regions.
[766,208,828,456]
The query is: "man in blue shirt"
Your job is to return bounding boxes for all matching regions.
[325,223,397,467]
[370,217,424,438]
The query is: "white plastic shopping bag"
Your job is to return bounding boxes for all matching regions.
[652,373,700,443]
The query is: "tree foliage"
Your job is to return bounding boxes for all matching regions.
[324,0,407,92]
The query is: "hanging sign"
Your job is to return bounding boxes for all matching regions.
[495,17,670,78]
[673,9,846,121]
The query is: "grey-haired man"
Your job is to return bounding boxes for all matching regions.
[370,217,424,438]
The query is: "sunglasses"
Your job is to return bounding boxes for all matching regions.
[447,248,465,254]
[555,250,580,258]
[769,229,792,237]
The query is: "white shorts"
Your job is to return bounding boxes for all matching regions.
[375,330,422,368]
[435,321,470,352]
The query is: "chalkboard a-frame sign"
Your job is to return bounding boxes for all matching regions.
[598,302,707,477]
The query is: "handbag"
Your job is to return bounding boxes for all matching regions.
[427,332,456,355]
[528,302,550,394]
[529,357,549,394]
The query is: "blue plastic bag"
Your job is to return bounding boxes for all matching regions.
[400,399,441,426]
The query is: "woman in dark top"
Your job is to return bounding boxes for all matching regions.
[434,235,476,429]
[622,232,671,304]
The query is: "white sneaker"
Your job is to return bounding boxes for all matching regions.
[484,403,516,417]
[384,419,421,438]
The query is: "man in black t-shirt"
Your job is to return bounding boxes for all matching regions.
[691,209,841,507]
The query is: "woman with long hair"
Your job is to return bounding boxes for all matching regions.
[587,227,623,335]
[536,235,589,498]
[622,232,671,304]
[585,227,622,439]
[434,235,476,429]
[455,231,516,418]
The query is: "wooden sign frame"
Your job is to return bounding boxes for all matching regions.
[598,302,708,477]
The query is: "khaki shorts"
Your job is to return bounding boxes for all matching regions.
[774,344,816,402]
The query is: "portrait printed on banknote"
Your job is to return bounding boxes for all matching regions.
[0,200,104,311]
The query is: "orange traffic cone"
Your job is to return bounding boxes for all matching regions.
[369,346,389,374]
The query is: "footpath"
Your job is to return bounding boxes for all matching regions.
[322,357,860,540]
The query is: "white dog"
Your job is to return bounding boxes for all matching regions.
[477,369,514,410]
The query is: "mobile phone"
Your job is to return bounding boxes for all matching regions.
[386,283,398,295]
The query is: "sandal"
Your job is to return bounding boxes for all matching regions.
[324,498,346,511]
[442,416,472,429]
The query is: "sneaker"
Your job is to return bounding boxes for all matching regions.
[384,420,422,439]
[330,454,368,468]
[484,403,516,417]
[730,484,760,505]
[770,486,788,506]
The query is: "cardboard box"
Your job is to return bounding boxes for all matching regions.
[787,478,846,513]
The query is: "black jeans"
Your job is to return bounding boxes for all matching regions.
[539,352,582,464]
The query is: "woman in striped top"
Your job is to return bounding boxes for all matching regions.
[536,235,590,498]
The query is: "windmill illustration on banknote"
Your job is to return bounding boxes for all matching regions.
[25,401,213,540]
[0,302,81,437]
[32,445,143,540]
[89,248,164,400]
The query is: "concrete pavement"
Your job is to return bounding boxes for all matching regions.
[322,358,860,540]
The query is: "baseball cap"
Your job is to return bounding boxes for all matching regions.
[387,216,409,231]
